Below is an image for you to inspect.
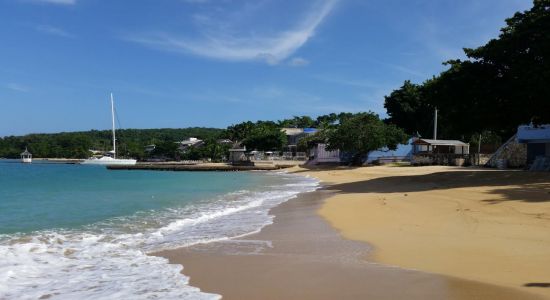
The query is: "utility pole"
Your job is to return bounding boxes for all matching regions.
[478,134,482,154]
[433,108,438,140]
[478,133,482,166]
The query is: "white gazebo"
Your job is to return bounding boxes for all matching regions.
[20,148,32,163]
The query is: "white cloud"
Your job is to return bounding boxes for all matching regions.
[5,83,29,92]
[26,0,76,5]
[125,0,338,65]
[288,57,310,67]
[35,24,75,38]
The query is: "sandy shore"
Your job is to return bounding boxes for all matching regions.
[154,167,545,299]
[296,165,550,298]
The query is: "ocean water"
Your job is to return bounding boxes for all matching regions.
[0,160,319,299]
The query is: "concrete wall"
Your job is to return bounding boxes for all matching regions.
[313,144,340,163]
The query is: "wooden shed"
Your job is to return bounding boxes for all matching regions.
[228,146,253,166]
[413,139,470,155]
[412,138,470,166]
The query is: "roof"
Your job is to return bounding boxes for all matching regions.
[517,124,550,143]
[180,137,203,145]
[281,128,304,135]
[20,149,31,155]
[282,127,318,136]
[413,139,469,146]
[229,145,246,152]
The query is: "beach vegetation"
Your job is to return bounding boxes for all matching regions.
[0,128,223,159]
[324,112,409,165]
[223,121,287,151]
[384,0,550,141]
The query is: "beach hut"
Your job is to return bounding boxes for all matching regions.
[517,124,550,170]
[20,148,32,163]
[309,143,341,164]
[281,128,318,157]
[144,144,156,153]
[228,146,252,165]
[178,137,204,152]
[413,139,470,155]
[412,139,470,166]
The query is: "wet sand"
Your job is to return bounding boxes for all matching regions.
[301,165,550,299]
[154,188,542,299]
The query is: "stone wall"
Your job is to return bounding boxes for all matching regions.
[486,135,527,168]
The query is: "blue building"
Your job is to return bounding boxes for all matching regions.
[517,124,550,167]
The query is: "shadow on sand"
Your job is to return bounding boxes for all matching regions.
[524,283,550,288]
[321,170,550,203]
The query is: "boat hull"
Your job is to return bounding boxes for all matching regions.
[80,157,137,166]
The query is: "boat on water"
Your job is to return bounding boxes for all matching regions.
[20,148,32,163]
[81,93,137,166]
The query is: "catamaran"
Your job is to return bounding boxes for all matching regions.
[81,93,137,166]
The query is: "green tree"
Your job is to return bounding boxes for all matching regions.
[151,141,179,160]
[326,112,408,165]
[278,116,316,128]
[385,0,550,140]
[223,121,255,142]
[315,113,339,128]
[384,80,433,137]
[242,122,287,151]
[201,139,231,162]
[297,130,328,152]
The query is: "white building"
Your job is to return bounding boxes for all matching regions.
[309,143,340,164]
[178,137,204,151]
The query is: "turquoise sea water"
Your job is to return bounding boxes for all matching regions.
[0,161,264,234]
[0,160,319,299]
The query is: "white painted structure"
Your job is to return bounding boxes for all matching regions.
[228,146,249,164]
[413,139,470,155]
[310,143,340,164]
[20,148,32,163]
[517,124,550,169]
[81,93,137,166]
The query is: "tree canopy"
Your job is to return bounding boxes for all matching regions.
[325,112,408,165]
[224,120,287,151]
[0,128,223,159]
[385,0,550,141]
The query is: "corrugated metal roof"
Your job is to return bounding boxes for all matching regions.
[517,124,550,143]
[413,139,469,146]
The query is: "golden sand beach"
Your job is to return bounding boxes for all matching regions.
[156,165,549,299]
[300,165,550,298]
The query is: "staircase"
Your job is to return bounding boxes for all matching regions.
[485,134,527,169]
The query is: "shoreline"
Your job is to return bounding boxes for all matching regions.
[153,172,543,299]
[299,165,550,298]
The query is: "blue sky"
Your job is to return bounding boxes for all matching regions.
[0,0,531,136]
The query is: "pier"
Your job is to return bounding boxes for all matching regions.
[107,162,297,172]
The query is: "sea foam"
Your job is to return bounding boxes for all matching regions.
[0,172,319,299]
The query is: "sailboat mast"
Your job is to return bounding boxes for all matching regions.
[111,93,116,159]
